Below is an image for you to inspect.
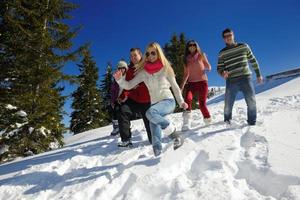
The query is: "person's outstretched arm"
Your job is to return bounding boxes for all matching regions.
[113,70,144,90]
[180,65,189,91]
[168,75,188,109]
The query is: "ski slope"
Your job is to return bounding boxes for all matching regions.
[0,76,300,200]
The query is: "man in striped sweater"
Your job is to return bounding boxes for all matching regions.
[217,28,263,125]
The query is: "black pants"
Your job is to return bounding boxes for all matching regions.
[110,102,121,121]
[118,98,152,144]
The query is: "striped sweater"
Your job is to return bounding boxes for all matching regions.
[217,43,261,79]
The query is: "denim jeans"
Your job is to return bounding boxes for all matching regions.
[146,99,176,151]
[224,76,257,125]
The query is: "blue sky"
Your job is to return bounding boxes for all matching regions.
[61,0,300,126]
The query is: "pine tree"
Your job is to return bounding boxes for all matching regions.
[70,48,106,134]
[164,33,187,112]
[99,62,113,124]
[0,103,30,161]
[164,33,187,85]
[0,0,82,162]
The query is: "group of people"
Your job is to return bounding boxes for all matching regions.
[110,28,263,157]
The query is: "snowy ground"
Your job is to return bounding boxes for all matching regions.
[0,76,300,200]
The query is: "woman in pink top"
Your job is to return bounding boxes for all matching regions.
[180,40,211,130]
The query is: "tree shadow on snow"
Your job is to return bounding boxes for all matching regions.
[0,129,151,176]
[0,150,159,195]
[0,163,125,195]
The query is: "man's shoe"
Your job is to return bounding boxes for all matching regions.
[118,140,133,148]
[224,120,232,128]
[153,148,162,157]
[248,122,256,126]
[224,120,231,125]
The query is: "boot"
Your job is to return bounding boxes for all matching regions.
[163,123,176,136]
[203,117,212,125]
[182,111,192,131]
[110,120,119,136]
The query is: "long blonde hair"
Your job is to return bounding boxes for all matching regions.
[135,42,175,77]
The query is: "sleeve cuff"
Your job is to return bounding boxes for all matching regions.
[255,69,261,77]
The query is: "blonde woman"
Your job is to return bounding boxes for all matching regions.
[114,42,188,157]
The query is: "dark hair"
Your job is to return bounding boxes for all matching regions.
[222,28,233,37]
[129,47,142,67]
[184,40,204,65]
[130,47,142,54]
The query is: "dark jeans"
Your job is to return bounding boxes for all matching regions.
[224,76,257,125]
[118,98,152,143]
[110,102,121,121]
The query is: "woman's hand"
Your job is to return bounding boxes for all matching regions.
[181,102,188,110]
[113,70,123,81]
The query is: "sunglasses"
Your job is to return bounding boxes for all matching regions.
[118,67,126,70]
[188,43,197,47]
[223,33,233,38]
[145,51,157,57]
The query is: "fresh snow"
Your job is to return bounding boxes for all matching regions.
[0,76,300,200]
[39,126,50,137]
[16,110,27,117]
[28,127,34,134]
[5,104,17,110]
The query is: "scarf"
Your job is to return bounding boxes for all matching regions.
[144,60,163,74]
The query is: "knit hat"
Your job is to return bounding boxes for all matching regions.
[117,60,128,70]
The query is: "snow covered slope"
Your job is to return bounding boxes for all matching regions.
[0,77,300,200]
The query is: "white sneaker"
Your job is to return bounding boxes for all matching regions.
[203,117,212,125]
[163,123,176,136]
[182,111,192,131]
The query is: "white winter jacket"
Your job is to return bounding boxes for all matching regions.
[117,68,184,106]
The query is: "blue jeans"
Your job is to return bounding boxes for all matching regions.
[224,76,257,125]
[146,99,176,151]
